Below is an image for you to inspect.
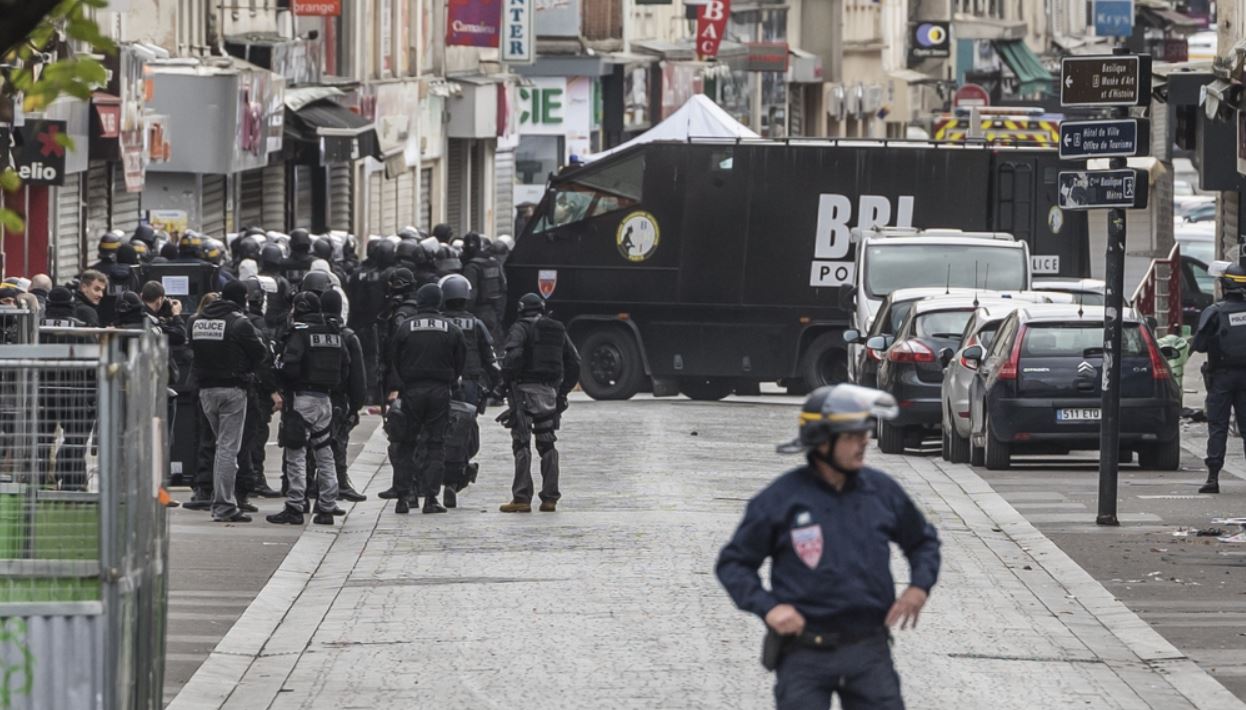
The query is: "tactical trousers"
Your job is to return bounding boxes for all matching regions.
[510,383,560,504]
[357,323,381,405]
[199,387,248,521]
[1205,368,1246,471]
[393,382,451,499]
[283,392,339,513]
[236,390,272,493]
[774,636,904,710]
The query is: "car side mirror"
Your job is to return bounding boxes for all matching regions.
[961,345,984,362]
[865,336,890,351]
[939,347,954,367]
[842,329,862,344]
[1160,345,1179,360]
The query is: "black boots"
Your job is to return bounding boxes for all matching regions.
[422,497,447,514]
[395,497,411,514]
[266,506,305,525]
[1199,467,1221,494]
[182,488,212,510]
[338,470,366,502]
[443,487,457,509]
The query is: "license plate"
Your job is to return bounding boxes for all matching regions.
[1057,408,1101,422]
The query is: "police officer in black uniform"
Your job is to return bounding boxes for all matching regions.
[259,244,295,339]
[1193,263,1246,494]
[386,283,466,514]
[88,231,124,273]
[413,241,440,287]
[92,236,141,325]
[39,287,93,489]
[716,384,941,710]
[283,229,316,288]
[498,294,580,513]
[347,240,395,404]
[320,289,368,502]
[267,292,350,526]
[439,274,500,506]
[236,277,283,500]
[186,281,278,523]
[312,238,348,284]
[460,232,507,349]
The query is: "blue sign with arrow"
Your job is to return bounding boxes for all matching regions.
[1059,119,1150,160]
[1094,0,1135,37]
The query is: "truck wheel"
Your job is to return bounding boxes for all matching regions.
[878,420,905,454]
[799,333,849,389]
[578,328,645,401]
[678,377,734,401]
[1138,439,1181,471]
[984,419,1011,471]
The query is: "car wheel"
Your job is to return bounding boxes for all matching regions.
[878,420,905,454]
[800,333,849,389]
[1138,439,1181,471]
[940,427,951,461]
[948,426,972,464]
[678,377,734,401]
[983,418,1011,471]
[578,328,646,401]
[970,441,984,467]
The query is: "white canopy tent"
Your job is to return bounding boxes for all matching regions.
[584,94,759,162]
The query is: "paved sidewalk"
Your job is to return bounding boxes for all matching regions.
[168,398,1244,709]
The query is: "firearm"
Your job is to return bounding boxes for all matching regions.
[493,380,516,429]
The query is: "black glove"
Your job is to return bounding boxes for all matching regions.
[557,393,569,414]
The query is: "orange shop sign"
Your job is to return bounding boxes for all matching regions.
[293,0,341,16]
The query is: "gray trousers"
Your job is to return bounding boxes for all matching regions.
[284,392,339,512]
[510,383,560,503]
[200,387,248,520]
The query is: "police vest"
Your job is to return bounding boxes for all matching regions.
[190,312,247,379]
[470,257,504,305]
[447,312,485,377]
[524,316,566,382]
[293,321,345,387]
[1215,299,1246,367]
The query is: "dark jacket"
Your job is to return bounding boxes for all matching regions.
[716,464,940,636]
[388,307,466,388]
[72,291,100,326]
[1194,294,1246,370]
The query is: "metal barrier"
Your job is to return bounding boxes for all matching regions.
[1131,243,1183,336]
[0,327,170,710]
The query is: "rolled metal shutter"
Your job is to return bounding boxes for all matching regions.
[382,173,399,234]
[367,171,383,236]
[294,165,314,230]
[329,163,352,232]
[112,167,142,234]
[201,174,227,238]
[420,166,433,231]
[494,149,514,237]
[469,142,485,232]
[239,169,264,230]
[84,161,109,240]
[446,140,467,232]
[396,169,415,229]
[789,84,805,137]
[54,173,83,282]
[262,164,286,231]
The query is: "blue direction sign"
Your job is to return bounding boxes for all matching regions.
[1094,0,1134,38]
[1058,119,1149,160]
[1058,169,1149,210]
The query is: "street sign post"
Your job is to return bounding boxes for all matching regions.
[1058,51,1152,528]
[1060,55,1152,107]
[1058,119,1150,159]
[1057,169,1149,210]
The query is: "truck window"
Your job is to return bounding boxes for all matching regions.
[864,244,1026,299]
[533,154,646,234]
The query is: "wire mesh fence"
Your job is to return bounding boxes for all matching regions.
[0,325,170,710]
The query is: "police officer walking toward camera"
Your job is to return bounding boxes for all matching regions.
[187,281,279,523]
[267,292,351,526]
[1192,263,1246,494]
[716,385,941,710]
[386,283,466,514]
[498,294,580,513]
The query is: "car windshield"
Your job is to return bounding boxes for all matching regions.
[1179,239,1213,264]
[1188,258,1214,293]
[865,244,1026,298]
[916,310,974,339]
[1021,324,1146,357]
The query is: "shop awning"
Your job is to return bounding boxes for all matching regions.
[954,15,1026,41]
[1138,3,1203,34]
[284,89,381,164]
[993,40,1054,96]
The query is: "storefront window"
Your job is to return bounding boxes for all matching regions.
[533,154,645,233]
[517,135,563,187]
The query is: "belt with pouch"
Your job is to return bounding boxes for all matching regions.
[762,626,888,671]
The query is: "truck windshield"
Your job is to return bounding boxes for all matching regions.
[532,154,645,234]
[865,244,1026,299]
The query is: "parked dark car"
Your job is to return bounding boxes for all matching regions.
[874,296,1020,453]
[962,304,1181,470]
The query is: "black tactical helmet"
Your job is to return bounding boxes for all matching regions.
[179,232,204,258]
[98,232,122,259]
[518,292,545,315]
[243,277,266,310]
[128,239,150,261]
[366,239,381,261]
[48,286,74,307]
[397,227,421,241]
[386,267,416,296]
[292,291,321,317]
[440,274,471,303]
[260,243,285,269]
[115,291,144,320]
[312,238,333,260]
[415,283,443,309]
[374,239,397,267]
[1221,262,1246,295]
[432,223,454,243]
[133,223,156,246]
[777,384,899,454]
[116,244,140,266]
[396,240,422,264]
[301,270,334,295]
[202,238,225,265]
[290,228,312,253]
[461,232,483,260]
[435,245,462,273]
[234,236,261,261]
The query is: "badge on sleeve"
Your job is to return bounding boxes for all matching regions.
[791,524,824,569]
